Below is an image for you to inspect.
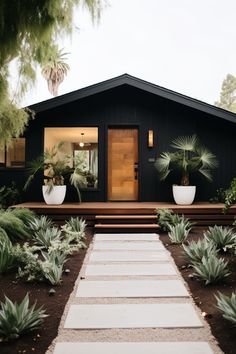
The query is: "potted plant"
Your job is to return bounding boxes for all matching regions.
[155,135,218,205]
[24,142,82,204]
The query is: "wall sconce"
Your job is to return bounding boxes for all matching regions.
[148,129,154,148]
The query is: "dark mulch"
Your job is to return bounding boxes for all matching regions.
[0,229,93,354]
[159,228,236,354]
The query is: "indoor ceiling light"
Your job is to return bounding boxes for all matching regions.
[79,133,85,147]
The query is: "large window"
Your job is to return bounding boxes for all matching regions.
[0,138,26,168]
[44,127,98,189]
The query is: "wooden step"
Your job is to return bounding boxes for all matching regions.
[95,215,157,219]
[94,224,159,229]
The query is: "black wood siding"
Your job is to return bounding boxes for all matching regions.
[1,84,236,202]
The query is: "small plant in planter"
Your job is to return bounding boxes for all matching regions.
[155,135,218,205]
[24,142,83,204]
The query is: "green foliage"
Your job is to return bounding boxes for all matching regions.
[155,135,218,186]
[192,255,230,285]
[156,208,194,232]
[62,217,86,242]
[41,46,70,96]
[28,215,54,233]
[0,209,29,241]
[0,293,47,342]
[182,238,217,264]
[209,188,226,204]
[168,221,190,244]
[216,292,236,326]
[0,236,16,274]
[0,182,21,209]
[0,0,103,146]
[34,227,62,248]
[223,178,236,225]
[204,225,236,252]
[9,208,35,224]
[40,250,67,285]
[0,227,9,243]
[215,74,236,112]
[15,243,42,282]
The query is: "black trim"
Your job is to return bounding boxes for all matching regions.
[28,74,236,124]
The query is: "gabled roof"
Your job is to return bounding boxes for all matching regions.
[29,73,236,124]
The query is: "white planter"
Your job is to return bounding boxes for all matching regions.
[172,185,196,205]
[42,185,66,205]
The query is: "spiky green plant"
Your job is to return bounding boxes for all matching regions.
[192,255,230,285]
[40,250,67,285]
[156,208,194,231]
[62,217,86,240]
[9,208,35,224]
[28,216,53,233]
[168,221,190,244]
[0,210,29,241]
[155,135,218,186]
[216,292,236,325]
[34,227,62,248]
[183,239,217,264]
[0,293,47,341]
[0,227,9,243]
[0,237,16,273]
[204,225,236,252]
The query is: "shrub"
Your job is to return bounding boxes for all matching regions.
[0,227,9,243]
[15,243,42,282]
[0,293,47,341]
[9,208,35,224]
[157,208,194,232]
[40,250,67,285]
[0,236,16,273]
[192,255,230,285]
[0,210,29,241]
[0,182,20,209]
[61,217,86,241]
[183,239,217,264]
[204,225,236,252]
[34,227,62,248]
[216,291,236,325]
[168,221,190,244]
[28,215,53,233]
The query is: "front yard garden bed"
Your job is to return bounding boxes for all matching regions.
[160,228,236,354]
[0,228,93,354]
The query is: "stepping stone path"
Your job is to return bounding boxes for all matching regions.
[49,233,223,354]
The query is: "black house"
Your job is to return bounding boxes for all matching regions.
[1,74,236,203]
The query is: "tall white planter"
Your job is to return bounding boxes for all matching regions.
[42,185,66,205]
[172,185,196,205]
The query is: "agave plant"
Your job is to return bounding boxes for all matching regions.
[0,293,47,341]
[40,250,67,285]
[204,225,236,252]
[168,221,190,244]
[33,227,62,248]
[183,238,217,264]
[62,217,87,241]
[155,135,218,186]
[192,255,230,285]
[216,291,236,325]
[28,215,54,233]
[157,208,194,232]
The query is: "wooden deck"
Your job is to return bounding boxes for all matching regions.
[13,202,236,226]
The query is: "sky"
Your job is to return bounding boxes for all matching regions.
[21,0,236,107]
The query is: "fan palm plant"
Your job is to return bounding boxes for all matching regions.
[155,135,218,186]
[41,46,70,96]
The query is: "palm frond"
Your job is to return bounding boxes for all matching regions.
[197,147,218,168]
[171,134,198,151]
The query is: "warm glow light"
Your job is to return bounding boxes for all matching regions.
[148,129,154,148]
[79,142,85,147]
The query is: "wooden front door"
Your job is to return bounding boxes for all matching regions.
[108,128,139,201]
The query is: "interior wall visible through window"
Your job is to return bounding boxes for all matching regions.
[44,127,99,189]
[0,138,25,168]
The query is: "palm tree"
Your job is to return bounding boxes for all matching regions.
[155,135,218,186]
[41,47,70,96]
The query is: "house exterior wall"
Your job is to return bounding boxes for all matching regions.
[1,84,236,202]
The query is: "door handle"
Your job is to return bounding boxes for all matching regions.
[134,163,139,180]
